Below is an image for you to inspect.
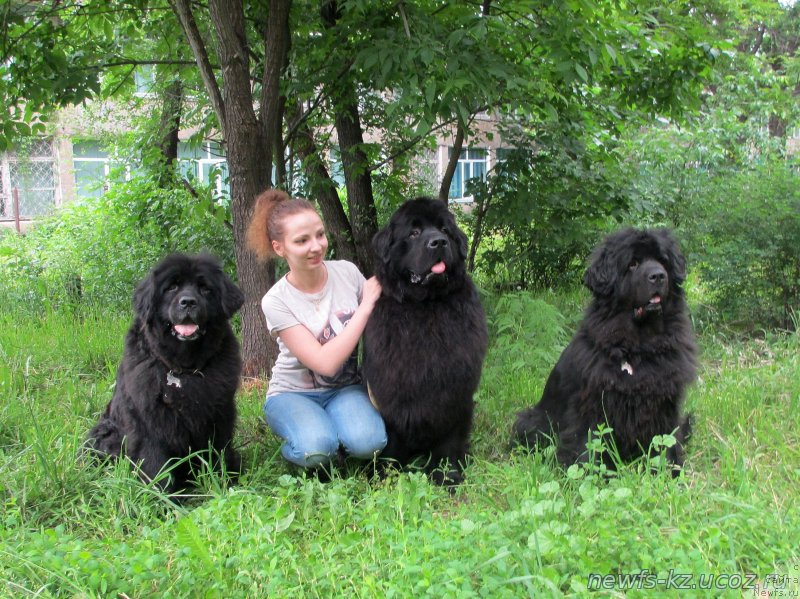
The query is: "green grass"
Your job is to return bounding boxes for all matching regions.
[1,299,798,598]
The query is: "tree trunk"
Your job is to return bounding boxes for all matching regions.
[155,78,182,188]
[468,190,491,273]
[438,121,465,206]
[321,1,377,275]
[334,91,378,275]
[259,0,290,185]
[768,113,787,138]
[208,0,275,378]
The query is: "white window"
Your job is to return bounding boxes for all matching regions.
[134,65,157,96]
[1,139,58,219]
[178,141,229,198]
[448,147,487,202]
[73,141,111,198]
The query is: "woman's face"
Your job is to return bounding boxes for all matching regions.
[271,209,329,274]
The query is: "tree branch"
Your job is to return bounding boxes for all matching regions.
[369,106,488,173]
[97,59,202,69]
[260,0,291,179]
[438,120,465,204]
[168,0,226,133]
[283,60,355,146]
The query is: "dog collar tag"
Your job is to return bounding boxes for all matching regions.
[621,361,634,376]
[166,371,182,388]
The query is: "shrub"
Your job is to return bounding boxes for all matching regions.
[0,175,233,313]
[464,130,632,292]
[680,162,800,330]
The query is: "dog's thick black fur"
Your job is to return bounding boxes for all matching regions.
[512,228,697,474]
[86,253,244,494]
[363,198,488,486]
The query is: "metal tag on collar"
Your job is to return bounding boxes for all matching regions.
[166,371,182,388]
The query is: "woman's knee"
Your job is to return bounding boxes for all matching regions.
[341,425,387,459]
[264,393,340,468]
[281,432,339,468]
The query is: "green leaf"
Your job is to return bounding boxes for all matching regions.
[175,518,216,573]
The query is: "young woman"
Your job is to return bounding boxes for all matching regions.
[246,189,386,470]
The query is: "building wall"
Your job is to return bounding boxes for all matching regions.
[5,103,793,230]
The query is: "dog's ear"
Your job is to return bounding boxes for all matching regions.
[445,212,469,261]
[372,224,392,262]
[456,227,468,261]
[221,274,245,319]
[133,270,157,323]
[656,228,687,285]
[583,242,616,297]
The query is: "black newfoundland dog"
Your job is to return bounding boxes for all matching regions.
[86,253,244,494]
[513,228,697,474]
[363,197,488,486]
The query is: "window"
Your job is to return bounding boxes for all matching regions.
[73,141,111,198]
[178,141,229,198]
[495,148,513,163]
[134,65,157,96]
[1,139,57,219]
[448,147,487,201]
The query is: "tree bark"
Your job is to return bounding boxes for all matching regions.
[320,1,377,274]
[333,89,378,275]
[438,121,465,205]
[259,0,291,184]
[169,0,226,132]
[768,113,787,138]
[155,78,182,188]
[206,0,275,378]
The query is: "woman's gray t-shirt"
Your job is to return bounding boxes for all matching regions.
[261,260,365,397]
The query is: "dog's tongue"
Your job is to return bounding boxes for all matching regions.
[174,324,199,337]
[650,295,661,304]
[431,261,446,274]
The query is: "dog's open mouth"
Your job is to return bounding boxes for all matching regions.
[172,323,202,341]
[410,261,447,284]
[634,295,663,319]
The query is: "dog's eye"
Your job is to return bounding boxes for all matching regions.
[629,261,639,271]
[409,228,421,238]
[167,283,179,292]
[199,285,211,296]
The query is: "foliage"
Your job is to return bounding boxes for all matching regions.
[0,0,729,374]
[465,127,631,290]
[0,1,116,149]
[0,173,233,313]
[2,0,723,221]
[484,291,569,378]
[605,1,800,331]
[1,300,799,597]
[680,162,800,330]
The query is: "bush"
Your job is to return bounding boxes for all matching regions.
[680,162,800,330]
[0,175,234,313]
[464,129,632,292]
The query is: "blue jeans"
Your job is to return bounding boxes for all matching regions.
[264,384,387,468]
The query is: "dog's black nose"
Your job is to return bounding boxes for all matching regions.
[645,262,667,285]
[179,295,197,309]
[427,235,449,250]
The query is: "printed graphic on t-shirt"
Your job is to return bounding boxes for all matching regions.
[313,309,359,387]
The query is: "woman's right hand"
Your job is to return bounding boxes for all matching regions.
[277,275,384,378]
[360,276,382,311]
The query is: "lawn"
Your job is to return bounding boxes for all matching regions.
[0,296,798,598]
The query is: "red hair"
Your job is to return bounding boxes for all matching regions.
[246,189,317,261]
